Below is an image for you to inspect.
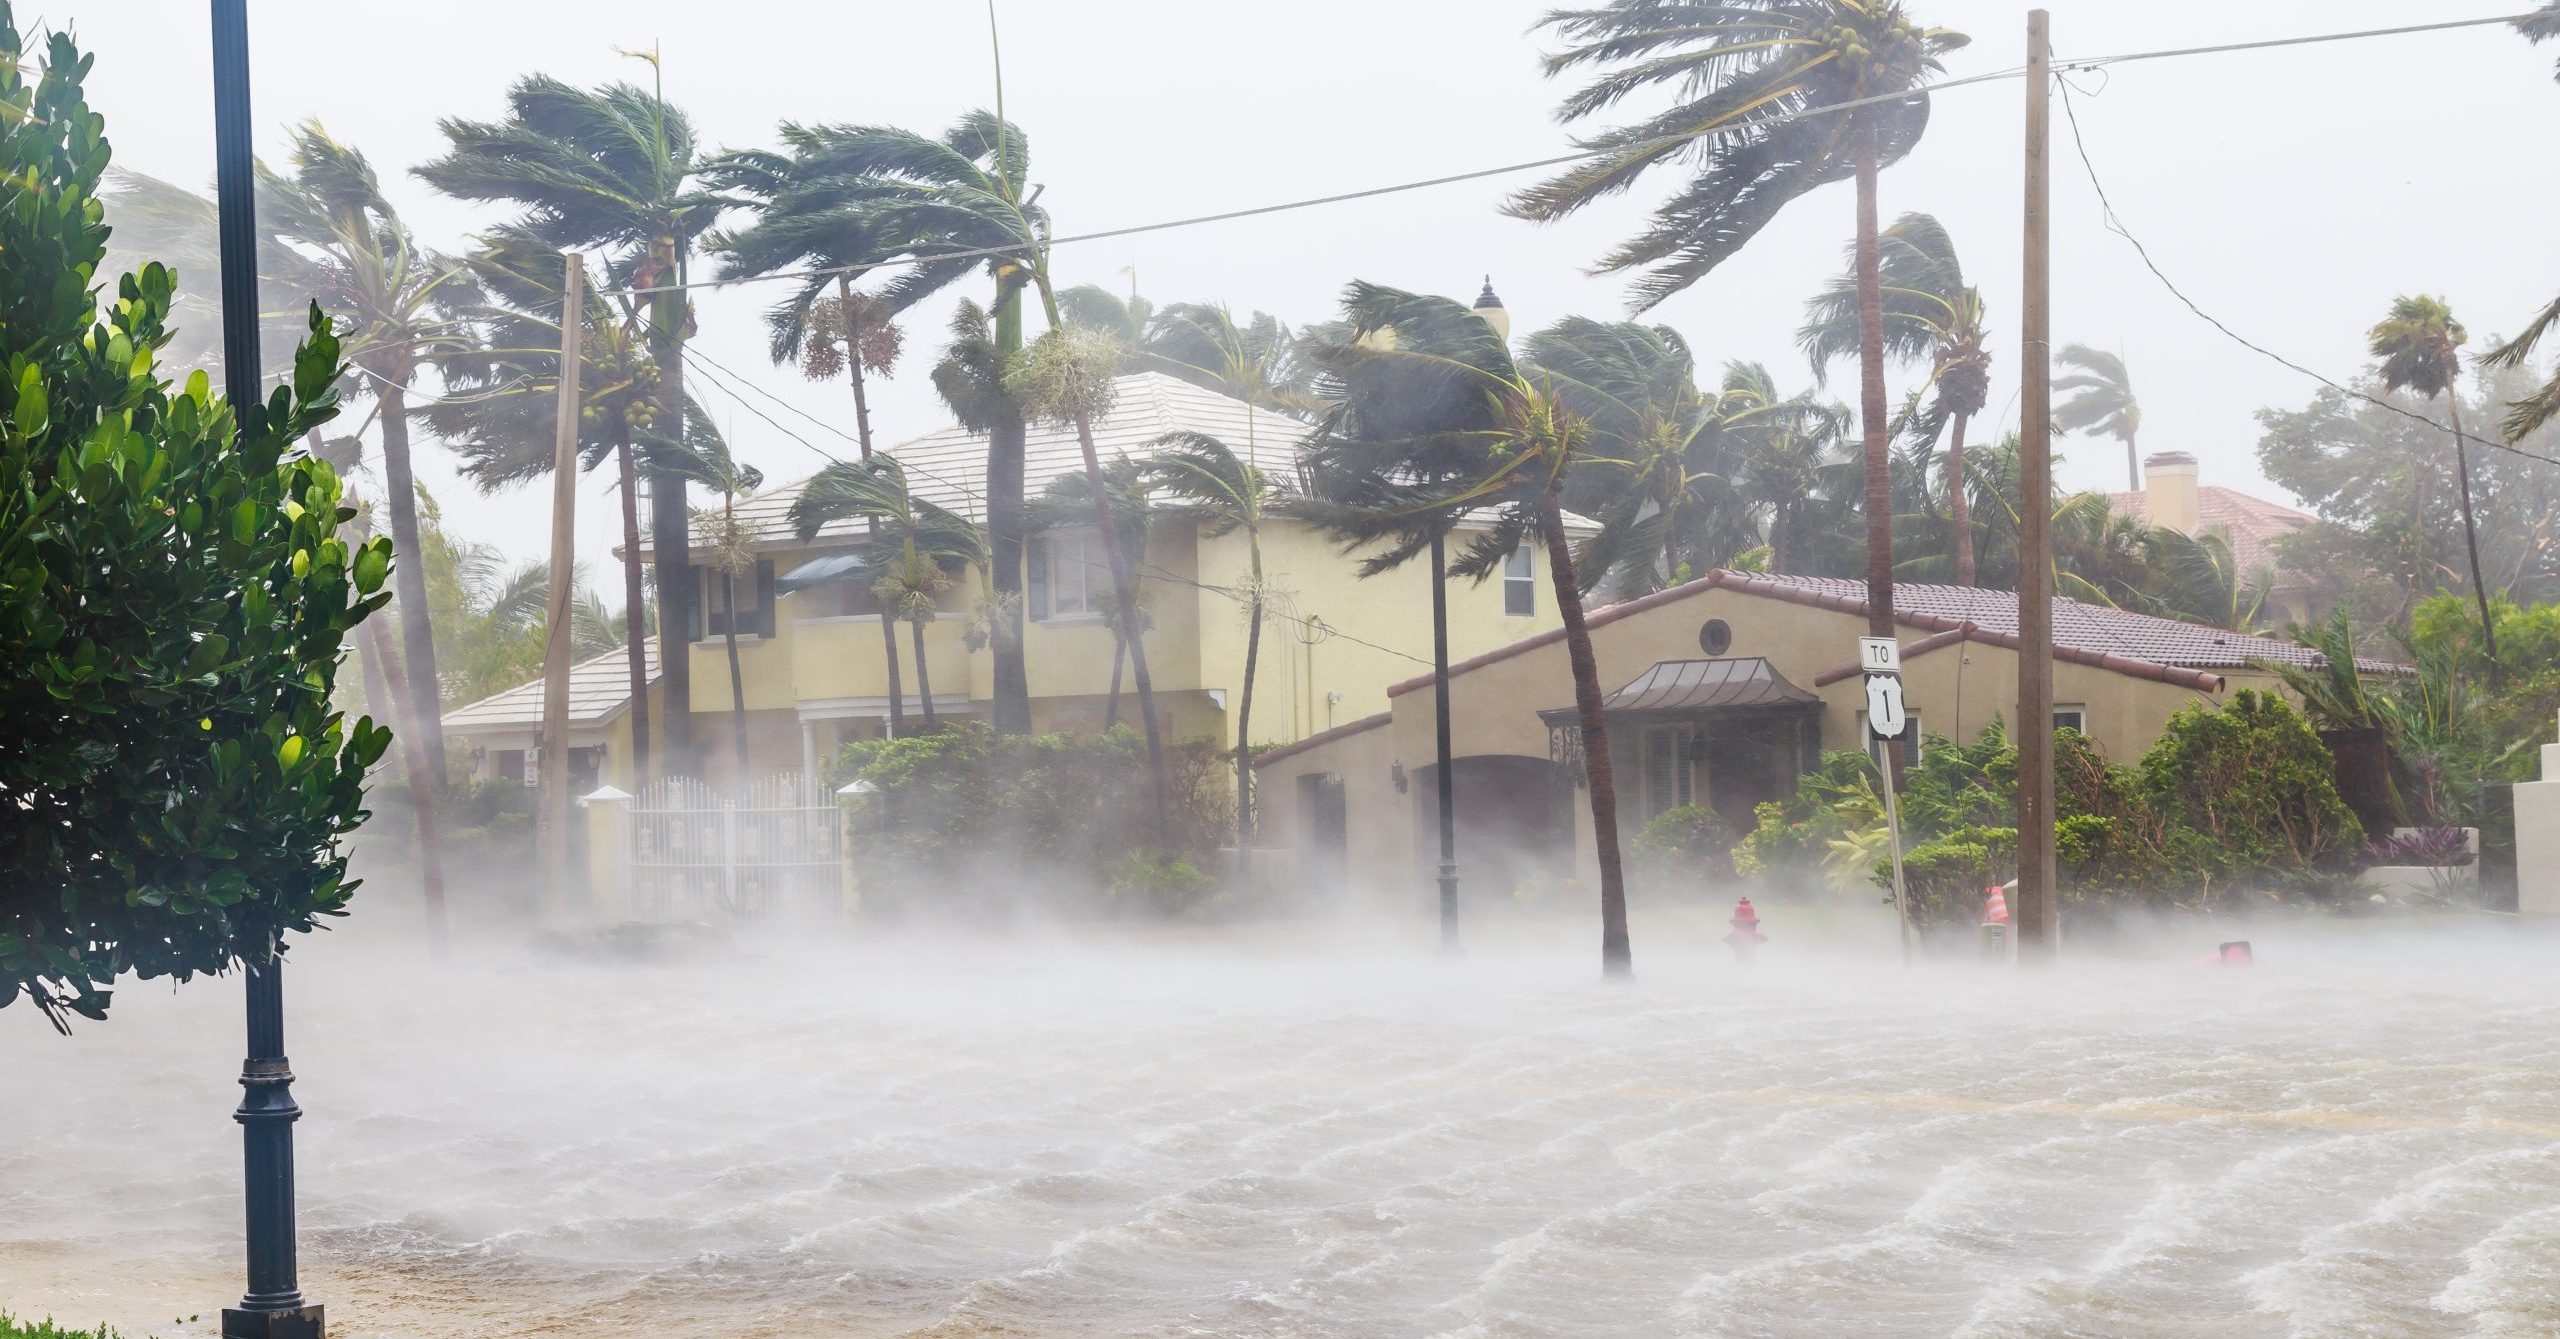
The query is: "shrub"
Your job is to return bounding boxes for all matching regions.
[1889,824,2016,929]
[837,723,1231,916]
[1631,803,1739,894]
[0,13,389,1029]
[2139,689,2365,892]
[1,1315,128,1339]
[2363,826,2474,868]
[1732,750,1879,892]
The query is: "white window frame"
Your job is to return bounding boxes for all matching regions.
[1504,542,1536,618]
[1032,529,1108,622]
[2053,704,2088,735]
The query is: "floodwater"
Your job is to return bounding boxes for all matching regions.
[7,910,2560,1338]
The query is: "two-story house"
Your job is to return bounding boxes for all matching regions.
[448,371,1588,793]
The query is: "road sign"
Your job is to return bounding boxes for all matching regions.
[1858,636,1901,674]
[1864,672,1907,740]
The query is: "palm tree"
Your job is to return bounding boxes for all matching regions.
[709,128,944,737]
[2371,295,2500,678]
[1719,363,1857,576]
[2054,344,2142,490]
[1509,0,1967,649]
[750,113,1046,734]
[425,226,667,784]
[418,60,734,772]
[1031,456,1156,729]
[2482,0,2560,441]
[787,455,987,734]
[1801,213,1990,584]
[1297,284,1634,978]
[1143,432,1282,869]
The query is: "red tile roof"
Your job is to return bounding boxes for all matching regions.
[2109,484,2316,582]
[1381,570,2405,703]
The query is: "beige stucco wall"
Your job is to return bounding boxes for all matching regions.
[1260,579,2243,902]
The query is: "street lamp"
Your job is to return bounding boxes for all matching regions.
[211,4,322,1335]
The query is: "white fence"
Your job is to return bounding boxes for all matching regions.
[624,774,843,922]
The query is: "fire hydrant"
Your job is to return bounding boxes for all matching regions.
[1979,886,2009,960]
[1725,897,1768,961]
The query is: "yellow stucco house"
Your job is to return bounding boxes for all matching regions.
[447,371,1589,791]
[1252,568,2388,910]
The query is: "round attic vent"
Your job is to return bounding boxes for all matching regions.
[1699,618,1733,657]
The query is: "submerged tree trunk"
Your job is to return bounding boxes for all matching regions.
[911,617,939,731]
[840,287,908,739]
[617,442,652,786]
[987,286,1032,734]
[365,610,447,952]
[1538,488,1629,979]
[2445,395,2503,684]
[1949,411,1976,586]
[375,380,448,791]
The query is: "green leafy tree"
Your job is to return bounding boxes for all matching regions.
[418,56,734,770]
[1801,213,1990,583]
[2485,7,2560,442]
[2139,691,2364,888]
[0,10,391,1027]
[2370,294,2500,679]
[2053,344,2141,490]
[1296,284,1634,977]
[1508,0,1968,646]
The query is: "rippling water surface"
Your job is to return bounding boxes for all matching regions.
[8,914,2560,1337]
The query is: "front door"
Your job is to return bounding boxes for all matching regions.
[1705,717,1787,825]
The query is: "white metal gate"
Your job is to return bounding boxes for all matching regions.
[625,774,843,922]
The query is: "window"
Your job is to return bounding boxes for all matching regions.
[1869,711,1924,769]
[2053,705,2087,735]
[1504,543,1535,617]
[1031,531,1107,620]
[1642,727,1695,819]
[701,559,775,638]
[494,749,525,784]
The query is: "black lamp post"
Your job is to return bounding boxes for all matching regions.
[211,3,323,1335]
[1429,532,1458,949]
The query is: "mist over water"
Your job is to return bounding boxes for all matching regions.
[8,907,2560,1338]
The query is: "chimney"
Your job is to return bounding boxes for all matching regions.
[2142,451,2200,535]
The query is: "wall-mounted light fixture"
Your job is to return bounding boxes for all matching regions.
[1391,760,1408,794]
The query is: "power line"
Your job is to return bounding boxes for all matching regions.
[682,344,987,508]
[2054,11,2536,73]
[593,64,2033,301]
[2053,72,2560,472]
[679,356,845,467]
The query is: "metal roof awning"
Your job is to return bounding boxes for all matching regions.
[775,550,869,593]
[1538,658,1820,725]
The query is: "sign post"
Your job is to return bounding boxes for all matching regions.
[1860,637,1914,968]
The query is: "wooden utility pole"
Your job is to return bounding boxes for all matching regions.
[2016,10,2059,958]
[538,252,586,912]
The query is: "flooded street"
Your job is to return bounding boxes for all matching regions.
[9,914,2560,1338]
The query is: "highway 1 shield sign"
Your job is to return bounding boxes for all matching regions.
[1865,671,1907,740]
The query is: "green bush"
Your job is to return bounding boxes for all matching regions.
[0,11,389,1029]
[1731,750,1878,891]
[1890,824,2016,929]
[1,1313,130,1339]
[2140,689,2364,893]
[1632,803,1740,894]
[837,722,1231,916]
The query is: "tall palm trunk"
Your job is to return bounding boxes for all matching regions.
[2123,434,2139,493]
[841,276,906,738]
[1074,404,1173,852]
[722,496,749,786]
[1853,128,1893,640]
[1770,508,1793,576]
[374,380,448,791]
[1539,487,1629,979]
[1235,550,1265,873]
[364,608,447,951]
[1948,411,1975,586]
[616,441,652,785]
[2445,395,2503,683]
[987,283,1033,733]
[648,236,694,773]
[1105,633,1126,728]
[910,615,939,730]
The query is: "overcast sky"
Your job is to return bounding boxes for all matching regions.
[47,2,2560,599]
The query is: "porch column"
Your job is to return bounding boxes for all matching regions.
[801,720,818,788]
